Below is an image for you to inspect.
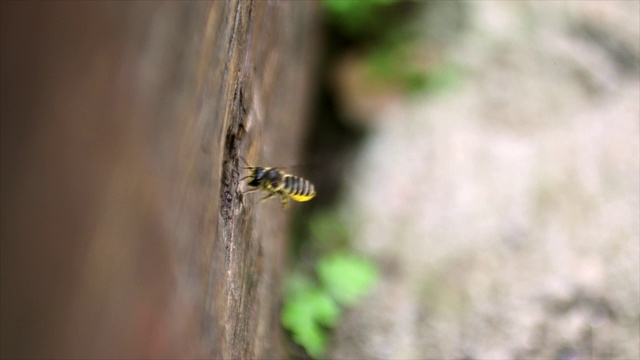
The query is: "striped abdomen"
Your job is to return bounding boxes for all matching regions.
[283,175,316,202]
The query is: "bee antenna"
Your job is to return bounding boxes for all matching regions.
[239,157,254,171]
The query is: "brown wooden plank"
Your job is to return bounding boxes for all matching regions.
[0,1,319,358]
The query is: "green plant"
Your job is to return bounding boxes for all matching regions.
[366,43,463,94]
[281,273,340,358]
[317,253,378,307]
[282,212,379,358]
[324,0,463,95]
[322,0,401,39]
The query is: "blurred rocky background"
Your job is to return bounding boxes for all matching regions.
[309,1,639,358]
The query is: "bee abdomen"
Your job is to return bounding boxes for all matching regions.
[284,175,316,202]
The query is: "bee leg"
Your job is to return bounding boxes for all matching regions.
[260,192,277,202]
[280,193,290,209]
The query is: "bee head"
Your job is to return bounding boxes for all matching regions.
[245,167,282,188]
[247,166,265,187]
[252,167,265,179]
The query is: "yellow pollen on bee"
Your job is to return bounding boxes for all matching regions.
[289,193,316,202]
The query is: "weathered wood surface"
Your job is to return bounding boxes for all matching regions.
[0,1,318,358]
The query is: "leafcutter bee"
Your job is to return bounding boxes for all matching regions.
[241,166,316,208]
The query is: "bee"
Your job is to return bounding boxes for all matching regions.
[241,166,316,208]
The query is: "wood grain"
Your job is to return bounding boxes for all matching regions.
[0,1,318,358]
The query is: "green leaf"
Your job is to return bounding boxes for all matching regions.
[317,254,379,306]
[291,323,327,358]
[322,0,401,38]
[281,286,340,358]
